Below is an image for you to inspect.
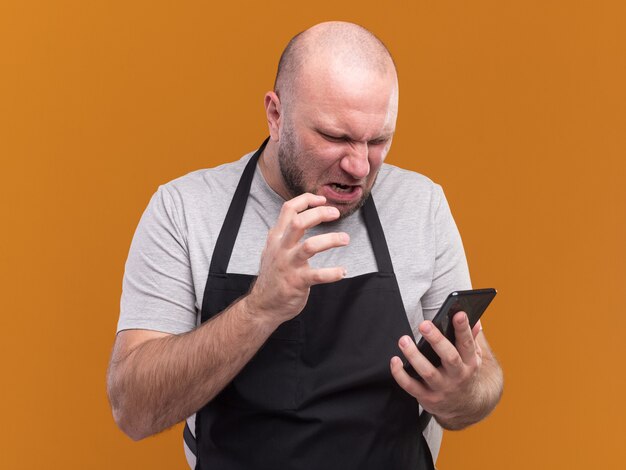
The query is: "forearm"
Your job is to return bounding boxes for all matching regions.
[107,297,277,440]
[435,335,504,430]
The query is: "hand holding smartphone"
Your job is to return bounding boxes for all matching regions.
[407,288,497,375]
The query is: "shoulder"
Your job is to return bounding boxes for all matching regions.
[148,153,254,221]
[159,154,251,202]
[374,163,444,211]
[131,152,255,244]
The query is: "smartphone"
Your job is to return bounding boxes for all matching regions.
[406,288,497,376]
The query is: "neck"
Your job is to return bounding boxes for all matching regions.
[258,139,291,201]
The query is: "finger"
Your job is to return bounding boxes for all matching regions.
[451,312,478,365]
[398,334,443,389]
[418,321,465,377]
[274,193,328,233]
[282,206,341,247]
[473,330,484,358]
[472,320,482,338]
[294,232,350,261]
[390,356,428,398]
[301,266,347,286]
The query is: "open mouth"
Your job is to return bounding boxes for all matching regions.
[323,182,363,203]
[330,183,356,193]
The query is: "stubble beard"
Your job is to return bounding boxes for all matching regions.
[277,126,372,219]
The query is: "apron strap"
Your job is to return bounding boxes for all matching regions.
[418,410,433,432]
[364,195,432,429]
[208,138,269,275]
[184,421,197,457]
[361,195,394,274]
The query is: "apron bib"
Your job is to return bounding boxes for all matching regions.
[190,140,435,470]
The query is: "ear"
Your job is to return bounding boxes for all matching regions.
[264,91,282,141]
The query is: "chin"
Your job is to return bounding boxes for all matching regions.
[328,199,366,220]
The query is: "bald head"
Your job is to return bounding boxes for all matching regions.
[261,22,399,217]
[274,22,396,105]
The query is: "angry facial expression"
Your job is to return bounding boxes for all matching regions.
[276,65,398,218]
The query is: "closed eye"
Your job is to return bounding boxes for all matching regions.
[318,129,391,146]
[319,132,347,143]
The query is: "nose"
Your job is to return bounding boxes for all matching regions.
[339,142,370,180]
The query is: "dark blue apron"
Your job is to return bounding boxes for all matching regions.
[186,139,434,470]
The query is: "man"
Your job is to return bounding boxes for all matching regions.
[107,21,503,470]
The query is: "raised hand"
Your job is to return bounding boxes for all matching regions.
[246,193,350,327]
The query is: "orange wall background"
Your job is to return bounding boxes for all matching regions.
[1,1,624,468]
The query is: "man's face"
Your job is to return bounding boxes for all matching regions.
[276,65,398,218]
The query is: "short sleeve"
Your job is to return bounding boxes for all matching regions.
[117,186,197,334]
[420,184,472,320]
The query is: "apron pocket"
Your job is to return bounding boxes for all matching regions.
[221,318,301,411]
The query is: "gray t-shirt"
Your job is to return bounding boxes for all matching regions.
[118,150,472,465]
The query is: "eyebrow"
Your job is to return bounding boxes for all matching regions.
[316,128,394,143]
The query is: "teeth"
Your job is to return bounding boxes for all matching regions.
[331,183,353,193]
